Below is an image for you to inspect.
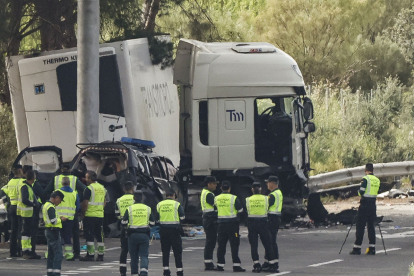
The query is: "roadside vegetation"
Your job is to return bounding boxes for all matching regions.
[2,0,414,182]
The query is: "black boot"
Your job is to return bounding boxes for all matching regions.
[261,262,270,271]
[217,266,224,272]
[366,247,376,255]
[233,266,246,272]
[96,255,104,261]
[79,254,95,261]
[205,262,216,271]
[252,263,262,273]
[163,269,171,276]
[177,271,184,276]
[349,248,361,255]
[268,263,279,273]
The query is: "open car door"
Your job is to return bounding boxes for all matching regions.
[10,146,63,189]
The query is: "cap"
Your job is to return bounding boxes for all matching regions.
[134,190,143,196]
[265,175,279,183]
[221,181,231,190]
[51,190,65,201]
[62,164,71,171]
[252,182,261,188]
[204,176,218,186]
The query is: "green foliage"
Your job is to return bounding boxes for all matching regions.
[387,6,414,64]
[0,106,17,186]
[309,78,414,175]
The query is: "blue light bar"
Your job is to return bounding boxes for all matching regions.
[121,137,156,149]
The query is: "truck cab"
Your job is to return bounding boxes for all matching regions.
[174,40,315,220]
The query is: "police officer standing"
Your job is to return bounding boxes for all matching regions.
[18,170,41,259]
[215,181,245,272]
[45,164,86,259]
[201,176,218,270]
[116,181,135,276]
[157,188,185,276]
[246,182,277,273]
[80,171,107,261]
[57,177,80,261]
[2,165,23,257]
[43,191,67,276]
[350,163,380,255]
[122,190,155,276]
[262,176,282,273]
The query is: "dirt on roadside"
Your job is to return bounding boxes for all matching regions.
[324,196,414,217]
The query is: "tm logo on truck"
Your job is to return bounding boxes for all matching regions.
[226,109,244,121]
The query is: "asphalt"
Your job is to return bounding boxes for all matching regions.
[1,214,414,276]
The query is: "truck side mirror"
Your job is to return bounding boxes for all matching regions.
[303,121,315,133]
[303,97,314,120]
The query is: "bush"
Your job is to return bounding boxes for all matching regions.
[0,105,17,186]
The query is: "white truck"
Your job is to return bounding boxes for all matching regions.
[174,40,315,220]
[6,38,316,222]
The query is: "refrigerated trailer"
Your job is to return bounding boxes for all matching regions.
[6,37,179,164]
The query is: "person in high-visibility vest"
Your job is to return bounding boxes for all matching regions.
[57,176,80,261]
[121,190,155,276]
[350,163,380,255]
[262,175,283,272]
[18,170,41,259]
[2,165,23,257]
[80,171,107,261]
[200,176,218,270]
[45,164,86,259]
[115,181,135,276]
[22,165,44,258]
[247,182,278,273]
[157,188,185,276]
[215,181,246,272]
[43,190,67,276]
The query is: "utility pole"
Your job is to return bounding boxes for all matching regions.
[77,0,100,144]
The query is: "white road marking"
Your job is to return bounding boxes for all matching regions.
[111,261,119,263]
[149,254,163,256]
[377,247,401,254]
[101,262,114,265]
[67,271,89,273]
[80,268,103,271]
[148,257,159,259]
[105,247,121,251]
[293,230,347,235]
[89,266,113,268]
[184,247,204,250]
[267,272,291,276]
[308,259,343,267]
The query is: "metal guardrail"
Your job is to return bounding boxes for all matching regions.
[308,161,414,192]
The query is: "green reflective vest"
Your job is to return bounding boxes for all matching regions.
[157,199,180,225]
[116,194,134,219]
[17,182,34,218]
[56,189,77,220]
[54,175,77,191]
[361,175,380,198]
[215,193,238,219]
[128,203,151,229]
[43,201,62,228]
[268,189,283,215]
[85,182,106,218]
[246,194,268,218]
[200,189,215,213]
[7,178,23,206]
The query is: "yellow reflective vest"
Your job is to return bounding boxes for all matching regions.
[57,189,77,220]
[85,182,106,218]
[43,202,62,228]
[128,203,151,229]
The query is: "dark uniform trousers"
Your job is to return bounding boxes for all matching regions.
[73,214,81,256]
[265,215,280,262]
[203,215,218,261]
[248,219,274,262]
[160,227,183,269]
[8,205,22,256]
[217,222,241,266]
[31,205,40,253]
[120,229,129,274]
[355,199,376,246]
[83,217,104,249]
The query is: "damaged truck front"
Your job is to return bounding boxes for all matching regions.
[174,40,316,221]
